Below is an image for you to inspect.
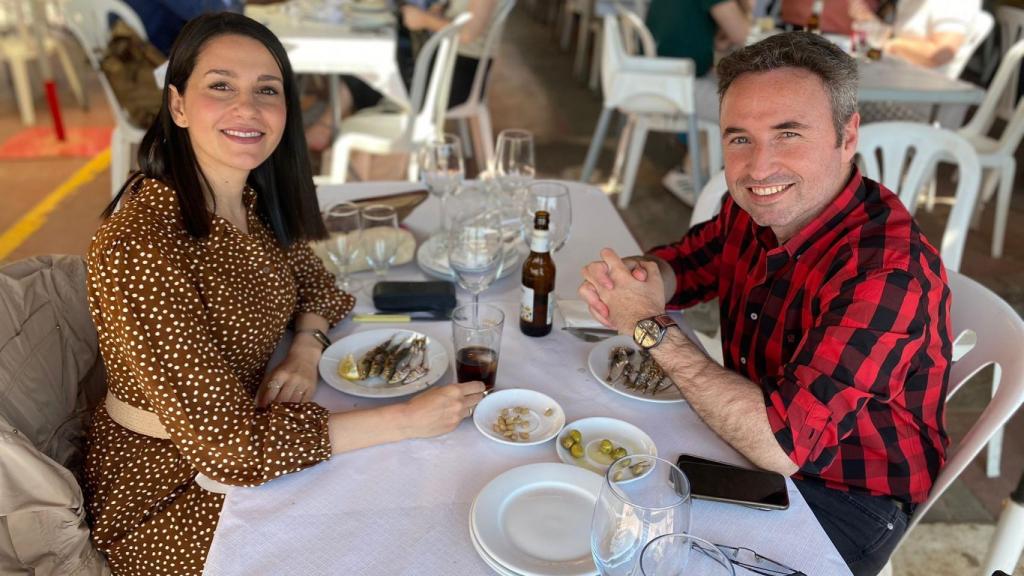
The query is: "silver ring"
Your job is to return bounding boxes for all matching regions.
[269,381,283,391]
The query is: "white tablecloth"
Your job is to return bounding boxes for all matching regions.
[202,182,852,576]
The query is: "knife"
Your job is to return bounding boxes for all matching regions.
[562,326,619,340]
[353,312,452,323]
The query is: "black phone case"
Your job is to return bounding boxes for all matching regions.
[372,281,456,312]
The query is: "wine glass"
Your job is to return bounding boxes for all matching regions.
[321,202,363,292]
[447,183,504,306]
[591,455,692,576]
[360,204,399,280]
[523,181,572,252]
[639,534,735,576]
[494,129,536,196]
[419,134,465,259]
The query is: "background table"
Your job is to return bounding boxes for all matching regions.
[858,56,985,105]
[201,182,852,576]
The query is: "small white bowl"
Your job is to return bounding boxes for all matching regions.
[473,389,566,446]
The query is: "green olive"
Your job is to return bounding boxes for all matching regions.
[568,429,582,443]
[631,463,649,475]
[611,447,628,461]
[560,435,576,450]
[599,439,613,454]
[570,442,584,459]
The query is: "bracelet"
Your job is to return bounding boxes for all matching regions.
[296,328,331,352]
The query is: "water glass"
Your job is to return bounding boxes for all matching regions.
[420,134,465,257]
[523,181,572,252]
[321,202,362,292]
[591,455,692,576]
[451,303,504,393]
[448,184,504,304]
[640,534,734,576]
[494,129,536,195]
[360,204,399,279]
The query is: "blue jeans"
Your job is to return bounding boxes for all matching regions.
[793,478,911,576]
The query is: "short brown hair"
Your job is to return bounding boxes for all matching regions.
[717,32,858,147]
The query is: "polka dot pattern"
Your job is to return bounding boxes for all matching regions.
[83,179,353,575]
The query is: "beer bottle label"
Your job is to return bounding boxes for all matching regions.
[520,286,552,323]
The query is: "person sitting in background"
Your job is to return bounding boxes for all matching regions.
[780,0,880,35]
[645,0,752,206]
[125,0,283,55]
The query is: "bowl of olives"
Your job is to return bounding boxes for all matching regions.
[555,417,657,477]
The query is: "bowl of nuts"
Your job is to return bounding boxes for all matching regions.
[472,388,566,446]
[556,417,657,477]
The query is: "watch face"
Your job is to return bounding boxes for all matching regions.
[633,319,661,349]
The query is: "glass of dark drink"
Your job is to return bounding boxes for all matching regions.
[451,303,504,392]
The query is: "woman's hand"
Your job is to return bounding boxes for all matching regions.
[400,381,486,438]
[401,5,432,31]
[257,345,321,407]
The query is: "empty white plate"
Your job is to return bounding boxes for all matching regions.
[472,463,601,576]
[473,389,565,446]
[587,336,684,404]
[555,417,657,476]
[319,329,448,398]
[416,235,520,281]
[470,498,522,576]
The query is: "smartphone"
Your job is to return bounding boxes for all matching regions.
[676,454,789,510]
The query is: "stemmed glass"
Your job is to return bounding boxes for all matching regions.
[591,455,692,576]
[640,534,735,576]
[419,134,465,259]
[494,129,536,196]
[360,204,399,281]
[321,202,363,292]
[447,183,504,306]
[523,181,572,252]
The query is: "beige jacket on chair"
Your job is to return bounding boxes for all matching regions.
[0,255,109,575]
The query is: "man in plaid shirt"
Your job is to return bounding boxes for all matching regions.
[580,32,951,575]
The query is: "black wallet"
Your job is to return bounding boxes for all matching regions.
[372,281,456,313]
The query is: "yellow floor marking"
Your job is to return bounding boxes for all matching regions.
[0,149,111,260]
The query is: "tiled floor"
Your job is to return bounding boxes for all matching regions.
[0,7,1022,575]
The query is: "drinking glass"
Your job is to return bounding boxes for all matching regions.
[360,204,399,279]
[523,181,572,252]
[451,302,504,393]
[640,534,735,576]
[591,455,692,576]
[419,134,465,258]
[321,202,362,292]
[447,184,504,305]
[494,129,536,195]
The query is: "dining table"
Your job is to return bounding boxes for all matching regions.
[201,181,853,576]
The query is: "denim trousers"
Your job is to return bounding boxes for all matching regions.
[793,478,911,576]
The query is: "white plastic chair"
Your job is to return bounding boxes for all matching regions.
[880,269,1024,574]
[856,122,982,272]
[996,5,1024,122]
[957,39,1024,259]
[560,0,592,78]
[580,12,718,209]
[690,170,727,227]
[63,0,148,197]
[585,0,646,91]
[319,13,470,184]
[0,0,85,125]
[445,0,515,172]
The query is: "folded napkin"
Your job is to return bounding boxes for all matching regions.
[557,298,608,329]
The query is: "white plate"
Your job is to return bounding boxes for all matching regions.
[473,389,565,446]
[586,336,684,404]
[473,463,601,576]
[319,329,448,398]
[470,498,523,576]
[555,417,657,476]
[416,235,521,281]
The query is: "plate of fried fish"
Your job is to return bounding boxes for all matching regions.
[586,336,684,404]
[320,329,449,398]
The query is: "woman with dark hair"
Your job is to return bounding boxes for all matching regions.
[86,12,484,574]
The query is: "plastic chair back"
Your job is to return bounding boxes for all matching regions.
[856,122,981,271]
[463,0,515,110]
[616,6,655,57]
[961,39,1024,159]
[906,270,1024,534]
[690,170,727,227]
[407,12,471,144]
[996,6,1024,121]
[944,9,994,80]
[600,14,695,116]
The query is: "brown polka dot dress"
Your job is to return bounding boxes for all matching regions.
[84,179,354,575]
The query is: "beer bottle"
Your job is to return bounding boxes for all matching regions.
[520,210,555,337]
[807,0,823,33]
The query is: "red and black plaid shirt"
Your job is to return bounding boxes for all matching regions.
[650,169,952,504]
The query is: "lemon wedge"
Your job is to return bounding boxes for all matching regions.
[337,354,361,381]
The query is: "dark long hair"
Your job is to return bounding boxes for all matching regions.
[103,12,325,246]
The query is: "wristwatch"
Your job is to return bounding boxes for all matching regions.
[299,329,331,352]
[633,314,678,349]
